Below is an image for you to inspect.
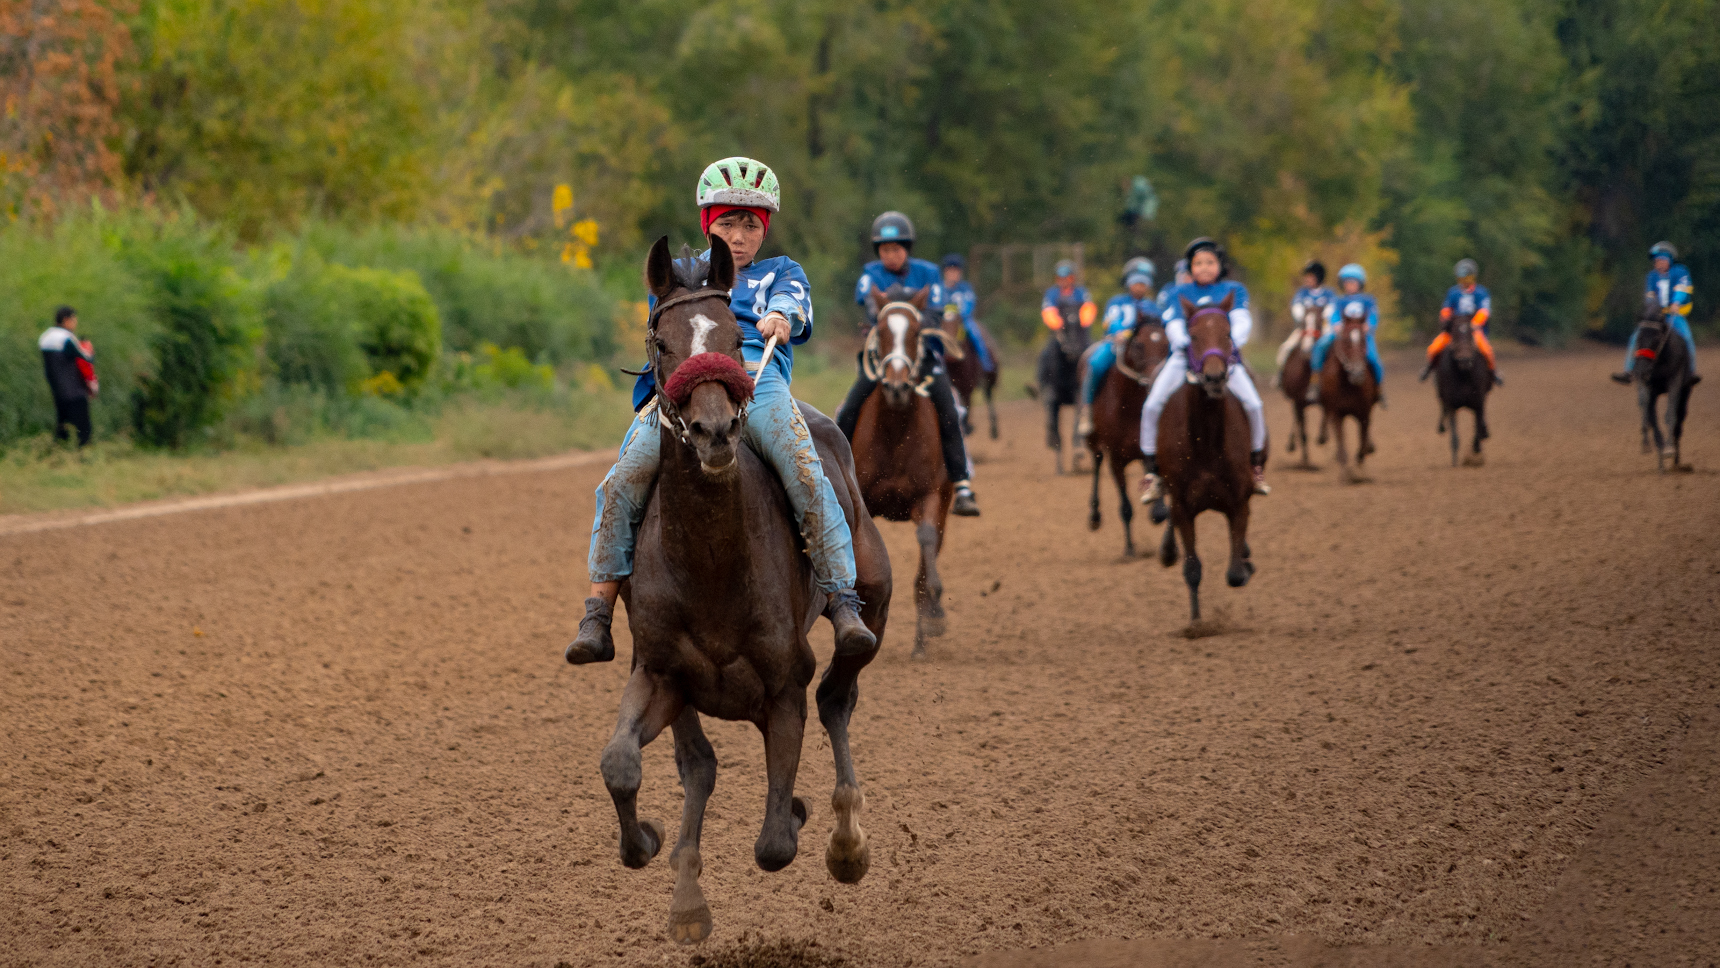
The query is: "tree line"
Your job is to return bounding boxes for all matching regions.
[3,0,1714,343]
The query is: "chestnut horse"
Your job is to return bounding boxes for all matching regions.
[1085,322,1170,557]
[597,237,892,944]
[851,287,961,657]
[1155,296,1256,623]
[1277,325,1322,468]
[1317,316,1379,483]
[946,307,1001,439]
[1432,310,1492,467]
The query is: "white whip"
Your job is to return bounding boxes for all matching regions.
[754,335,779,386]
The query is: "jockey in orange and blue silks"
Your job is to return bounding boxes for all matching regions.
[1613,241,1698,384]
[939,253,994,374]
[1139,237,1271,501]
[1310,264,1385,396]
[1081,259,1156,408]
[1041,260,1097,334]
[1420,258,1500,384]
[569,156,875,665]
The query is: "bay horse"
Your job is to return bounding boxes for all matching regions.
[1085,322,1170,557]
[1433,310,1491,467]
[852,286,961,657]
[946,307,1000,439]
[1627,293,1697,472]
[1277,324,1321,468]
[598,236,892,944]
[1317,316,1378,484]
[1155,296,1256,623]
[1035,307,1088,473]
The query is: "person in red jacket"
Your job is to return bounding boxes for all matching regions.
[39,305,98,446]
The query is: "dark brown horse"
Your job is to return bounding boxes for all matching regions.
[1317,316,1378,484]
[852,287,960,657]
[1085,322,1170,557]
[1277,326,1321,468]
[1155,296,1256,622]
[1627,294,1697,472]
[1036,313,1089,473]
[1433,310,1491,467]
[599,236,892,944]
[945,305,1000,439]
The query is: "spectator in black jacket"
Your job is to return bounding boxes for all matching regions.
[38,306,98,447]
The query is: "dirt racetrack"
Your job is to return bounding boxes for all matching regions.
[4,347,1718,968]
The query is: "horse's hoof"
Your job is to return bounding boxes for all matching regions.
[826,835,871,885]
[826,786,870,885]
[1148,500,1169,525]
[1088,513,1102,532]
[668,850,712,945]
[623,818,666,868]
[1462,454,1485,467]
[1226,566,1251,588]
[669,908,712,945]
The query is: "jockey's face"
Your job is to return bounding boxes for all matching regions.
[1655,256,1672,274]
[1190,250,1220,285]
[1341,278,1362,295]
[1302,272,1319,289]
[942,266,963,288]
[878,242,909,272]
[1129,281,1151,299]
[708,210,765,269]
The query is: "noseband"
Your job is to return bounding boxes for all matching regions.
[1184,307,1239,376]
[644,288,745,445]
[864,302,952,396]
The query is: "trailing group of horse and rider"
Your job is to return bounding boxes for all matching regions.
[553,152,1701,945]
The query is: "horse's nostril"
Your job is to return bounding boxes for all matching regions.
[727,417,739,435]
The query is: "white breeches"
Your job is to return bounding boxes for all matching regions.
[1276,327,1318,369]
[1140,354,1268,456]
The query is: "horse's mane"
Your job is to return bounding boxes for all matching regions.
[671,244,711,293]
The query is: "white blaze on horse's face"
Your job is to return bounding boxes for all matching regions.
[689,314,719,356]
[882,308,915,381]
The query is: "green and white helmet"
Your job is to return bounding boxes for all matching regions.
[696,157,781,212]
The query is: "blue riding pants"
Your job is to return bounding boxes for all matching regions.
[587,343,857,593]
[1311,329,1384,385]
[1623,316,1698,374]
[963,317,996,372]
[1081,340,1117,406]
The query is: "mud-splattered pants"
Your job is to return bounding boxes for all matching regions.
[587,343,857,594]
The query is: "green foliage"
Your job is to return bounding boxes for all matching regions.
[260,255,442,393]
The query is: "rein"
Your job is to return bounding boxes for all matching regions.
[1636,315,1674,362]
[863,302,960,395]
[1113,327,1163,385]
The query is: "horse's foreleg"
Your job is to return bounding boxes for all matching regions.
[1225,505,1253,588]
[1316,405,1329,446]
[754,691,809,873]
[1447,408,1458,467]
[912,492,949,654]
[1088,449,1104,531]
[667,708,716,943]
[816,650,873,885]
[1177,514,1202,622]
[1335,416,1352,484]
[1112,454,1136,559]
[986,381,999,440]
[601,666,683,870]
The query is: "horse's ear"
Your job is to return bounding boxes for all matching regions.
[910,285,931,311]
[707,233,736,291]
[1179,297,1196,321]
[1218,292,1234,313]
[646,236,674,299]
[870,288,891,311]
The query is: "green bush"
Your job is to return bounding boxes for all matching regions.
[262,256,441,393]
[336,265,442,390]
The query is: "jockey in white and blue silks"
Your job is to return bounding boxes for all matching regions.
[1614,241,1699,384]
[568,156,874,665]
[1275,259,1334,375]
[1139,238,1271,501]
[1310,264,1385,391]
[939,253,994,374]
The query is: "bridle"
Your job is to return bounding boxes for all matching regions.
[1184,306,1239,379]
[863,301,961,396]
[1113,325,1164,385]
[641,287,743,445]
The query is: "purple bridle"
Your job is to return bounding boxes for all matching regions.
[1185,306,1240,372]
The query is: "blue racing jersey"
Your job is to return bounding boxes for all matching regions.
[1158,280,1253,349]
[1647,264,1694,316]
[856,258,944,323]
[1328,292,1380,331]
[942,280,977,323]
[1291,285,1335,329]
[1100,293,1157,337]
[633,253,813,409]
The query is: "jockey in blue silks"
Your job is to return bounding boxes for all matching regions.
[568,156,875,664]
[1075,258,1157,436]
[939,253,994,374]
[1308,263,1386,405]
[835,211,980,516]
[1139,238,1271,501]
[1274,259,1333,383]
[1613,241,1700,385]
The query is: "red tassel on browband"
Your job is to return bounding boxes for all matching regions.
[663,352,755,408]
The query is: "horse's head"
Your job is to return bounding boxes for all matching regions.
[1448,311,1478,369]
[1633,292,1669,380]
[1123,319,1166,376]
[867,285,938,409]
[1181,295,1235,400]
[645,234,749,475]
[1332,310,1371,386]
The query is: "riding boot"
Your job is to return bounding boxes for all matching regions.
[1250,450,1271,497]
[565,596,615,664]
[1418,361,1433,382]
[825,589,877,656]
[1492,370,1504,387]
[1610,372,1632,385]
[1376,389,1388,410]
[835,351,877,441]
[1075,405,1093,438]
[1140,455,1166,505]
[928,368,979,515]
[1303,383,1319,404]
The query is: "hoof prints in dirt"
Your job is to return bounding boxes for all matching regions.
[688,936,853,968]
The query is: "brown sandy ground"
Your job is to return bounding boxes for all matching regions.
[1,348,1716,968]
